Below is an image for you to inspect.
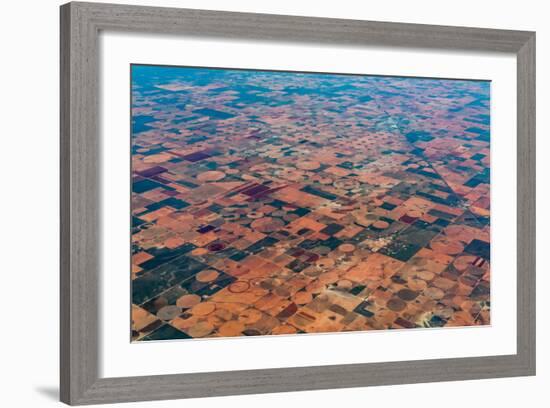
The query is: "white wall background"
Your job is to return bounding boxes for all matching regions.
[0,0,545,407]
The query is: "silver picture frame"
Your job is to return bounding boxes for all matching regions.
[60,2,536,405]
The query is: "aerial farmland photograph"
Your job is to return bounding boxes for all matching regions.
[130,64,490,341]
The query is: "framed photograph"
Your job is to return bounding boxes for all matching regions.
[60,1,536,405]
